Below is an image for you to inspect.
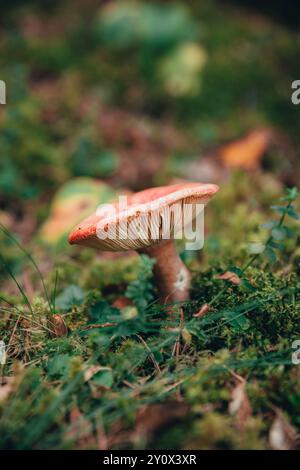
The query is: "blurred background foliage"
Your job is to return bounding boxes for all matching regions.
[0,0,300,206]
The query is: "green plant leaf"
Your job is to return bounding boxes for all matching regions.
[92,368,113,388]
[125,255,156,312]
[271,227,286,240]
[223,310,249,331]
[265,246,277,263]
[88,300,119,323]
[55,285,84,311]
[47,354,72,379]
[248,242,265,254]
[241,279,256,292]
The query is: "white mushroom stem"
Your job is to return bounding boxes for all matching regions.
[141,240,191,304]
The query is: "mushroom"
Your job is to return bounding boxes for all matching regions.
[68,182,219,304]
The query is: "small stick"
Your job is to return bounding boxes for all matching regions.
[137,335,161,374]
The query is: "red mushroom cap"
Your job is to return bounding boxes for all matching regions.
[68,182,219,251]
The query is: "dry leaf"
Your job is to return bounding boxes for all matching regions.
[135,402,189,438]
[84,365,113,399]
[0,210,14,230]
[48,314,68,337]
[269,409,298,450]
[0,377,14,403]
[216,271,241,285]
[219,128,273,170]
[64,407,95,449]
[106,402,189,448]
[40,178,117,245]
[229,381,252,432]
[182,127,298,186]
[84,365,102,383]
[193,303,210,318]
[182,328,192,345]
[0,362,24,403]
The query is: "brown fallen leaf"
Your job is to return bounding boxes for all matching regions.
[135,402,189,438]
[269,408,299,450]
[107,401,189,448]
[183,127,299,186]
[0,377,14,403]
[219,128,273,170]
[0,210,14,230]
[84,365,103,383]
[48,314,68,337]
[228,380,252,432]
[193,303,210,318]
[84,365,113,383]
[84,365,114,399]
[0,362,24,404]
[215,271,241,285]
[64,407,95,449]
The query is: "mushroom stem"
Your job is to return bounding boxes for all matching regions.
[141,240,191,304]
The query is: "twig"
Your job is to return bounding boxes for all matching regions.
[81,322,117,331]
[137,335,161,373]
